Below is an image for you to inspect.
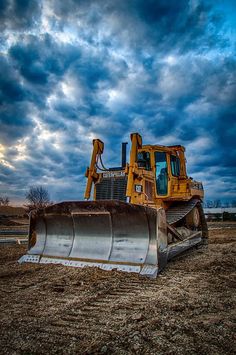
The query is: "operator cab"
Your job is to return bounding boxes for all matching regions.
[155,149,182,197]
[136,142,186,201]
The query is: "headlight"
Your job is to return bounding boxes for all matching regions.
[135,184,142,193]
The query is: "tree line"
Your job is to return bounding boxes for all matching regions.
[1,188,236,210]
[0,186,53,211]
[204,200,236,208]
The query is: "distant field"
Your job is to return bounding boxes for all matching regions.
[0,206,26,216]
[0,212,28,244]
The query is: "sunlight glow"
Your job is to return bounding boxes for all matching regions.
[61,81,75,98]
[164,55,177,65]
[0,144,5,159]
[32,116,62,149]
[107,88,127,107]
[0,144,15,169]
[14,140,28,161]
[0,159,15,169]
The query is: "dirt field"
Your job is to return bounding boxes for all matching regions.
[0,222,235,355]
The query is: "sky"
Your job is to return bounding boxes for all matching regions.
[0,0,236,205]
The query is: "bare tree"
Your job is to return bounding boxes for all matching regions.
[0,196,10,206]
[25,186,52,211]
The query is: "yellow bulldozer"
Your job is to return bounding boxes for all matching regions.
[19,133,208,277]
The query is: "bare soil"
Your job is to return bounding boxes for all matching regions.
[0,222,235,355]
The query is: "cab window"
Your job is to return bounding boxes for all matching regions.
[155,152,168,195]
[170,155,180,176]
[137,151,151,170]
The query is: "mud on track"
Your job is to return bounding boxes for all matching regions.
[0,223,235,355]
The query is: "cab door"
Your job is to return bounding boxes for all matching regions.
[154,152,168,196]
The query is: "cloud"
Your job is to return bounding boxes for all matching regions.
[0,0,235,204]
[0,0,41,31]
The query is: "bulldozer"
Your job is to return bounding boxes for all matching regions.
[19,133,208,277]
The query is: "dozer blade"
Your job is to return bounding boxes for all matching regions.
[19,201,168,278]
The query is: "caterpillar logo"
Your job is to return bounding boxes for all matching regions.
[103,171,126,178]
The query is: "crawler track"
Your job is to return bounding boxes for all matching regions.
[166,199,198,224]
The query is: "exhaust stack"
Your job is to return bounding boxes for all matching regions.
[122,142,128,168]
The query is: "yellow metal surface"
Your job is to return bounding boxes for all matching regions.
[84,139,104,200]
[126,133,142,200]
[85,133,204,209]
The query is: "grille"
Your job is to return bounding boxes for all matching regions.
[95,176,127,201]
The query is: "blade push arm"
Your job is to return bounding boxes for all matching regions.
[84,139,104,200]
[126,133,142,201]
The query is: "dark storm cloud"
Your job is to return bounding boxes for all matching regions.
[9,34,80,84]
[51,0,224,54]
[0,55,33,144]
[0,0,235,203]
[180,57,236,163]
[0,33,82,144]
[0,0,41,31]
[0,55,26,104]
